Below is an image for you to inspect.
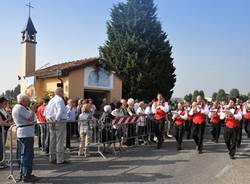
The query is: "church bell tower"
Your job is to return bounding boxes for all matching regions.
[20,3,37,94]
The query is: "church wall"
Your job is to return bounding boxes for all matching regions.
[68,69,84,100]
[33,68,122,103]
[35,76,69,100]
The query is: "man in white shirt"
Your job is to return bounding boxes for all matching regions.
[44,88,67,164]
[12,94,38,182]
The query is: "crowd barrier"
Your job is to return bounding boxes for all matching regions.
[3,114,170,183]
[0,125,7,163]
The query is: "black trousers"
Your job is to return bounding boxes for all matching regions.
[224,127,239,157]
[37,125,42,148]
[155,119,165,145]
[211,122,221,141]
[45,125,50,154]
[185,120,192,139]
[137,126,147,143]
[66,123,72,149]
[192,123,206,151]
[244,119,250,138]
[148,117,156,142]
[126,124,136,146]
[174,124,185,148]
[237,120,243,147]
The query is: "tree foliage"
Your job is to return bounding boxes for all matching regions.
[240,94,248,102]
[1,85,20,100]
[99,0,176,101]
[184,93,192,103]
[191,90,205,102]
[230,88,240,99]
[216,89,227,102]
[212,92,218,102]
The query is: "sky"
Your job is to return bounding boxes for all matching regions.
[0,0,250,98]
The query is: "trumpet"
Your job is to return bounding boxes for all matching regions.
[222,107,236,117]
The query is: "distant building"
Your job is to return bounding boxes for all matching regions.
[19,15,122,106]
[205,97,212,102]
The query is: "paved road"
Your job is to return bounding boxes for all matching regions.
[1,131,250,184]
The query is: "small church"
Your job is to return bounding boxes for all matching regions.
[20,11,122,106]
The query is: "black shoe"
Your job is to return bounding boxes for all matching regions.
[22,176,39,183]
[49,160,56,164]
[57,160,70,165]
[230,155,236,160]
[177,147,182,151]
[157,142,162,149]
[150,140,157,144]
[198,150,203,154]
[0,163,8,169]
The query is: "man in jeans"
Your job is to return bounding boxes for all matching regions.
[45,88,67,164]
[12,94,38,183]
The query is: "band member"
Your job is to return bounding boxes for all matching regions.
[209,100,222,143]
[236,98,243,147]
[222,98,242,159]
[242,98,250,138]
[184,101,192,139]
[189,95,209,154]
[151,93,169,149]
[172,102,188,150]
[219,101,227,125]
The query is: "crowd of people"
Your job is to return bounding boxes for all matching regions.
[1,87,250,183]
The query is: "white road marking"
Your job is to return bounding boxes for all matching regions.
[215,164,233,178]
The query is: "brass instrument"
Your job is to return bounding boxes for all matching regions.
[223,106,236,117]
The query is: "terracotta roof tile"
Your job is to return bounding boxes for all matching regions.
[29,57,99,77]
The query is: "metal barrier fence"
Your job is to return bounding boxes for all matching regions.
[4,114,166,183]
[0,125,6,163]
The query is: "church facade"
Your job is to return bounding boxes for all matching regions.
[20,15,122,105]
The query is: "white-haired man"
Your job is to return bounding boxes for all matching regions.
[44,88,67,164]
[12,94,38,182]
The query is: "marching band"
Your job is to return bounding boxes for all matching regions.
[165,95,250,159]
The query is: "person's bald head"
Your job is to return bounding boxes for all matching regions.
[196,95,203,103]
[67,99,74,107]
[55,87,64,97]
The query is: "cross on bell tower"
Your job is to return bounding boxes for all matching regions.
[26,2,34,17]
[20,2,37,94]
[21,2,37,42]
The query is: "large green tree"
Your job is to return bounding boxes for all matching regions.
[99,0,176,100]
